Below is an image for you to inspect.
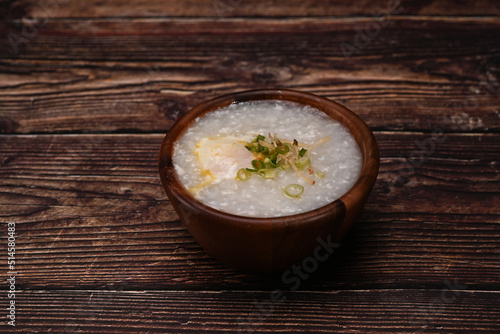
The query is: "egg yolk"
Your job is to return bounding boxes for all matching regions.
[190,137,253,193]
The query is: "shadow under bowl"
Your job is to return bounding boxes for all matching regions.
[159,89,379,275]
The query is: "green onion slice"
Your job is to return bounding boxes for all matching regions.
[256,134,266,142]
[294,156,311,170]
[315,171,325,179]
[257,168,278,179]
[237,168,252,181]
[280,162,290,170]
[267,153,278,168]
[251,159,266,170]
[269,161,280,168]
[275,144,290,154]
[299,148,307,157]
[245,145,258,153]
[284,184,304,199]
[258,144,269,154]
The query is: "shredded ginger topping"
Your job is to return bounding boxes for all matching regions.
[236,133,331,198]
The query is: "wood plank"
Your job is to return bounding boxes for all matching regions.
[3,0,500,19]
[1,2,497,332]
[1,133,498,290]
[1,289,497,333]
[1,18,499,134]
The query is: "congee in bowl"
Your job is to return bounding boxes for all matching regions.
[173,100,362,217]
[159,89,379,274]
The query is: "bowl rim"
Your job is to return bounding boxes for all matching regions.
[159,88,379,225]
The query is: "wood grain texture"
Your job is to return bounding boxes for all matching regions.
[0,1,499,332]
[3,0,500,18]
[1,289,497,333]
[1,18,499,134]
[1,133,498,290]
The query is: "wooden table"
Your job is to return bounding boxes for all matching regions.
[1,0,499,332]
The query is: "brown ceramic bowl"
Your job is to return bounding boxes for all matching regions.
[159,89,379,274]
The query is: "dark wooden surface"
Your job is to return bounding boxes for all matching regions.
[1,0,499,332]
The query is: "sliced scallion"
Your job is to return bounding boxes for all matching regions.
[284,184,304,199]
[294,156,311,170]
[238,133,330,193]
[251,159,265,170]
[245,145,257,153]
[268,152,279,168]
[257,168,278,179]
[258,144,269,154]
[256,134,266,142]
[237,168,252,181]
[275,144,290,154]
[280,162,290,170]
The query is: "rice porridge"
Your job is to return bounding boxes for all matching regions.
[173,100,362,217]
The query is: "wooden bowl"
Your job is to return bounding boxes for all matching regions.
[159,89,379,274]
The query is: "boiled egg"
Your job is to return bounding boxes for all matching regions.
[191,136,253,192]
